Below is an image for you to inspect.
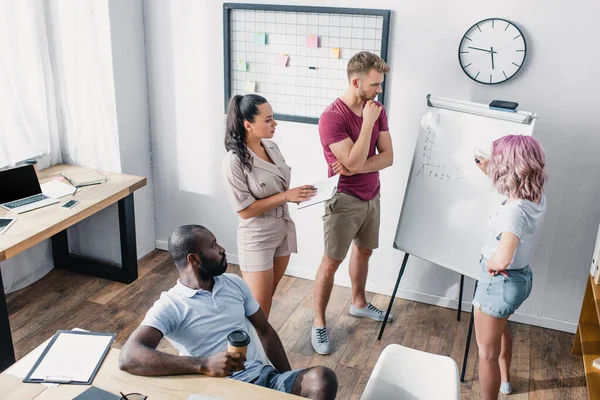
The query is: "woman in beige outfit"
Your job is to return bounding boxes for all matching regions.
[222,94,316,318]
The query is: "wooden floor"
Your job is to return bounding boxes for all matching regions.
[6,250,587,399]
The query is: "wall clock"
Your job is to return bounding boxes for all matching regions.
[458,18,527,85]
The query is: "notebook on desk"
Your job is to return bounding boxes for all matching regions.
[61,169,107,187]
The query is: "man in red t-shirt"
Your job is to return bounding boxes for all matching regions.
[312,52,394,355]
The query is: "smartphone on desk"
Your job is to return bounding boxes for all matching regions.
[61,200,80,209]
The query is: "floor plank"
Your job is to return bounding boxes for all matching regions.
[5,250,586,399]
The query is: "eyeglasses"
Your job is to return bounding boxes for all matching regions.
[119,392,147,400]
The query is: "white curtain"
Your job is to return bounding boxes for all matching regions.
[1,0,121,293]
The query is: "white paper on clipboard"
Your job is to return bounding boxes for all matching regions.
[27,331,114,383]
[297,174,340,210]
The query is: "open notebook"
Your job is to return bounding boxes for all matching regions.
[297,174,340,210]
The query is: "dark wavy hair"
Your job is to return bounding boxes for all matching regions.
[225,94,268,171]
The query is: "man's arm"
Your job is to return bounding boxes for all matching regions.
[118,325,245,377]
[359,131,393,173]
[248,308,291,372]
[331,131,394,175]
[328,101,382,173]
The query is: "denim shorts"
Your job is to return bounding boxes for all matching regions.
[251,365,303,393]
[472,258,533,319]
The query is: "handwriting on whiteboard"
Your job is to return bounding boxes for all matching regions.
[416,113,462,182]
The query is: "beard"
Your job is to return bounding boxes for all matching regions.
[358,89,376,101]
[199,253,228,278]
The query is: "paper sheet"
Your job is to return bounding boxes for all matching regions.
[29,332,113,383]
[41,181,76,198]
[297,174,340,210]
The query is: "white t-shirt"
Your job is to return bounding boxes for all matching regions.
[481,195,546,269]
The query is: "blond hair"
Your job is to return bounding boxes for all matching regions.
[347,51,389,80]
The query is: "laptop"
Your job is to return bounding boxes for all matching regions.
[0,165,59,214]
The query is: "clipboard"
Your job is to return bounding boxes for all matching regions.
[297,174,340,210]
[23,330,115,385]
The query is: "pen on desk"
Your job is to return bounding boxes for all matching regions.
[120,391,129,399]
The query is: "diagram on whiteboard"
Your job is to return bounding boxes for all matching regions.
[415,113,463,182]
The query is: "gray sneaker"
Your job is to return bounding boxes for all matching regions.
[349,303,394,322]
[311,326,331,355]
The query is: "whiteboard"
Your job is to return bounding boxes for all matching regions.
[394,96,537,279]
[223,4,390,124]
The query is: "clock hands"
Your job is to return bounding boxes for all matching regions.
[468,46,492,53]
[491,47,495,70]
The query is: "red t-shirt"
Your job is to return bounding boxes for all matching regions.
[318,98,389,201]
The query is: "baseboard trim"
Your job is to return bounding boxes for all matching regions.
[151,245,576,334]
[284,266,576,334]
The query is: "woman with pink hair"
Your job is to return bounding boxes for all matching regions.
[472,135,547,399]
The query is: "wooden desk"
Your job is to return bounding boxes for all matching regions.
[0,165,146,371]
[0,348,300,399]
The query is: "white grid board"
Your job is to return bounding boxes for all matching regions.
[229,9,385,119]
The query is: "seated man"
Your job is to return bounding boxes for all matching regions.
[119,224,338,400]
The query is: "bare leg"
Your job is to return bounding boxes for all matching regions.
[499,324,513,384]
[272,255,290,296]
[242,269,274,319]
[313,254,342,328]
[349,245,372,309]
[474,308,509,400]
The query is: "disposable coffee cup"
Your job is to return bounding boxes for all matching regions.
[227,330,250,357]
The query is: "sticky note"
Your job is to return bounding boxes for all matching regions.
[276,54,289,67]
[306,35,319,48]
[238,60,247,71]
[52,176,65,182]
[245,80,256,92]
[254,32,266,45]
[332,48,341,59]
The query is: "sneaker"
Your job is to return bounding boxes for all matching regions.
[311,326,331,355]
[349,303,394,322]
[500,382,512,395]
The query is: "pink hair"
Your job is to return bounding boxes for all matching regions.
[487,135,547,201]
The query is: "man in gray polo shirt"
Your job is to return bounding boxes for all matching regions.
[119,225,337,399]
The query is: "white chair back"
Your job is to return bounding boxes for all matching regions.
[361,344,460,400]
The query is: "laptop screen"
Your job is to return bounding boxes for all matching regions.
[0,165,42,204]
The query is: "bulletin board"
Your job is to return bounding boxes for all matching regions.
[223,3,391,124]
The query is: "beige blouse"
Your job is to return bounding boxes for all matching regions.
[222,139,297,253]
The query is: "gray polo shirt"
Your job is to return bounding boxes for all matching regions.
[141,273,262,382]
[481,195,546,269]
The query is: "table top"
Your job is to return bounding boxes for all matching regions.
[0,164,146,262]
[0,348,300,400]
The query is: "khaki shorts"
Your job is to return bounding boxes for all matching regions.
[238,217,295,272]
[322,192,380,261]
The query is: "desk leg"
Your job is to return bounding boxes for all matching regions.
[52,193,138,284]
[0,270,16,371]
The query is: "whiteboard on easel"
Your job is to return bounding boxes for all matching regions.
[393,95,537,280]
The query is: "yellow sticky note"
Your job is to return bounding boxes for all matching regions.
[245,81,256,93]
[238,60,248,71]
[332,48,340,59]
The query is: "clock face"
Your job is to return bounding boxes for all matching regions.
[458,19,527,85]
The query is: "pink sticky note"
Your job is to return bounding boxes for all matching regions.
[275,54,289,67]
[306,35,319,48]
[53,176,65,182]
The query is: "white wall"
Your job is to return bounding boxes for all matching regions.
[145,0,600,332]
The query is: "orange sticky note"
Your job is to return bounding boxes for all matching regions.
[332,48,340,59]
[275,54,289,67]
[306,35,319,48]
